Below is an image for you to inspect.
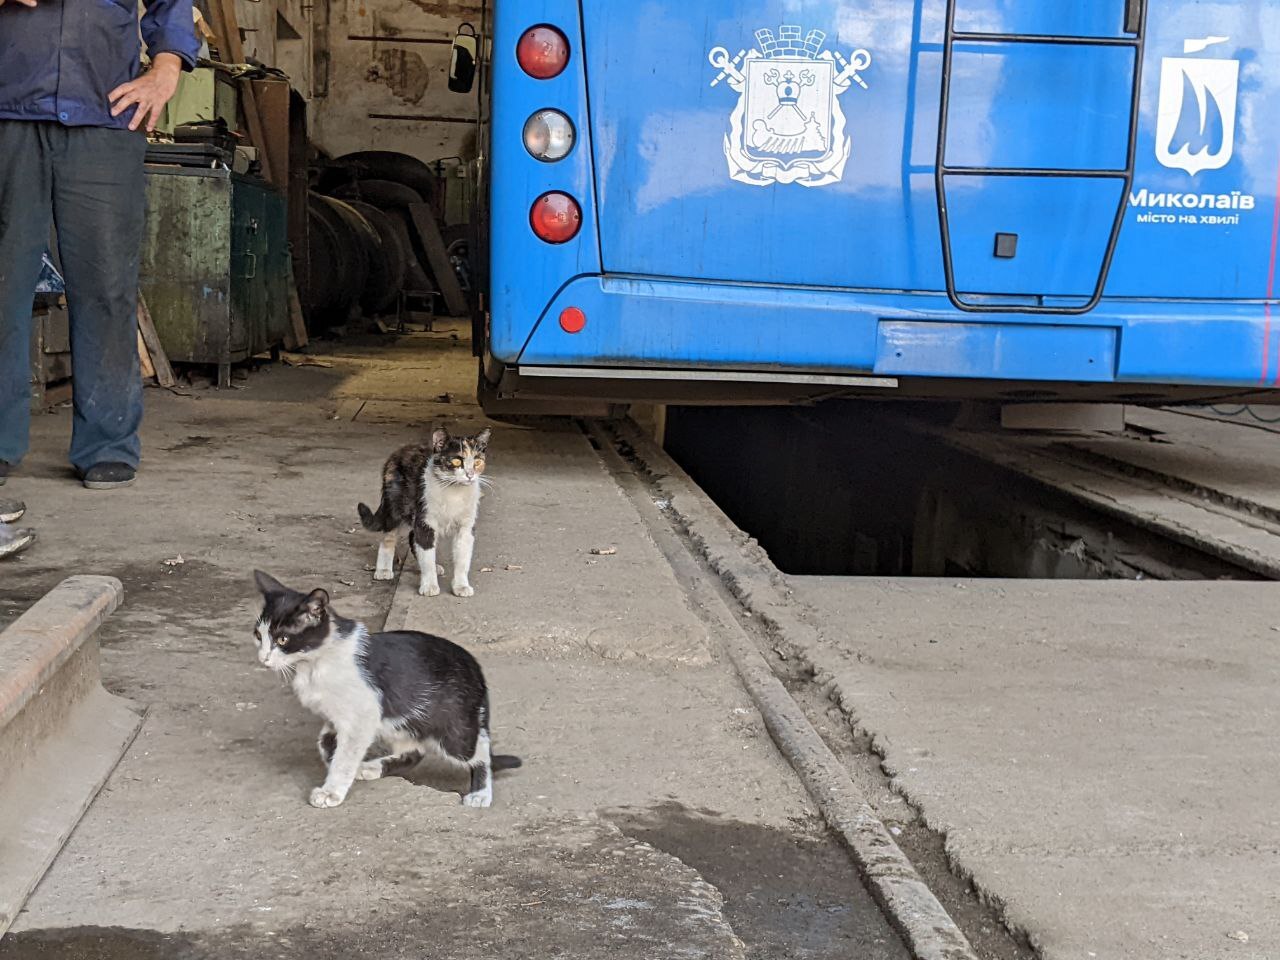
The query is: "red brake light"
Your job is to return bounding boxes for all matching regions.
[530,192,581,244]
[517,25,569,79]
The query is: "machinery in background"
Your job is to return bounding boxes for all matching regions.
[305,150,474,332]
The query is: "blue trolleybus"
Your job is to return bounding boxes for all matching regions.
[479,1,1280,409]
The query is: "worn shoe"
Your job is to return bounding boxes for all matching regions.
[0,499,24,524]
[0,526,35,560]
[81,462,136,490]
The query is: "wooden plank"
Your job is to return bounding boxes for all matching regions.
[285,285,308,351]
[235,81,276,186]
[137,329,156,381]
[284,260,308,351]
[202,0,236,69]
[248,79,289,191]
[136,292,176,388]
[205,0,245,69]
[205,0,277,185]
[406,203,468,318]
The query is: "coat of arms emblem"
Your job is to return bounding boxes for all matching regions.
[1155,36,1239,177]
[708,25,871,188]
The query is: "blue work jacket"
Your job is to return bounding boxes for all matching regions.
[0,0,200,129]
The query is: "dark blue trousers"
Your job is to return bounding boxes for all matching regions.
[0,121,145,472]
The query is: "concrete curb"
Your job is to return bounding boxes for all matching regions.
[0,576,122,729]
[0,576,144,939]
[594,423,979,960]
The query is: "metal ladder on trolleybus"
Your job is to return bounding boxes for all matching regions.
[934,0,1149,315]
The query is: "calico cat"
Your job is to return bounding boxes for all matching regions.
[358,427,491,597]
[252,570,520,808]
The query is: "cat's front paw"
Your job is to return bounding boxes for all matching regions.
[356,760,384,781]
[372,567,395,582]
[309,786,347,808]
[452,583,475,598]
[418,581,441,597]
[461,788,492,808]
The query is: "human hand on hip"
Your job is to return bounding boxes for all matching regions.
[109,52,184,132]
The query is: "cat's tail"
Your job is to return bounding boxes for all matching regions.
[358,499,393,532]
[492,754,522,771]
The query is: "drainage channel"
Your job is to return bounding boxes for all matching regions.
[589,419,1038,960]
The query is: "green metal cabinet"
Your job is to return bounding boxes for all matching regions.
[154,67,239,137]
[139,166,288,386]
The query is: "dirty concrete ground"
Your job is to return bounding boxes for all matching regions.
[1066,406,1280,516]
[788,577,1280,960]
[0,325,907,959]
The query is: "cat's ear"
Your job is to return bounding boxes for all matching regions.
[254,570,287,597]
[431,428,449,452]
[304,588,330,619]
[473,427,492,450]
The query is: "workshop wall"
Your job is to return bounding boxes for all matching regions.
[230,0,484,166]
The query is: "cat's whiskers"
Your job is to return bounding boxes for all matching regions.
[273,660,297,682]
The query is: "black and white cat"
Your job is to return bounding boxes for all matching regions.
[358,427,492,597]
[252,570,520,808]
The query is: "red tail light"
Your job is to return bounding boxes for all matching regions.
[530,192,581,244]
[559,307,587,333]
[517,25,569,79]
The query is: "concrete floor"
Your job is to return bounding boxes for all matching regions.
[788,577,1280,960]
[0,328,907,960]
[1084,407,1280,515]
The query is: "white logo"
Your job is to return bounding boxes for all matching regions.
[1155,36,1239,176]
[708,25,871,188]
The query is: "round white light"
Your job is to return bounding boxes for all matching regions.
[523,110,575,162]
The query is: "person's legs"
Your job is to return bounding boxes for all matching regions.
[0,122,55,475]
[51,126,146,478]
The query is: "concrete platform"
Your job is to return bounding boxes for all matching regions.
[0,329,906,960]
[788,577,1280,960]
[383,424,711,665]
